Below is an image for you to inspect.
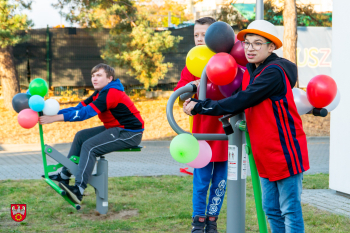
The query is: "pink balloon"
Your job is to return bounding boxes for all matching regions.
[230,41,248,66]
[219,68,244,97]
[197,82,226,100]
[187,140,212,168]
[18,109,39,129]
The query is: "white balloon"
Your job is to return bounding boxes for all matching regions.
[43,99,60,116]
[292,88,313,115]
[325,89,341,112]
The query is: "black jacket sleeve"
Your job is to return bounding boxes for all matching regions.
[191,68,285,116]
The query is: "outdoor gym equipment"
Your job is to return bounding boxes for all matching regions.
[166,67,329,232]
[166,67,268,233]
[38,118,142,214]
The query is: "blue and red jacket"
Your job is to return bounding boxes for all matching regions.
[58,79,144,132]
[190,53,309,181]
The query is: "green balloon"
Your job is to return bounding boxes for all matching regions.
[170,134,199,163]
[29,78,48,97]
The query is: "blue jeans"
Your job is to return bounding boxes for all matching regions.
[260,173,304,233]
[192,161,228,217]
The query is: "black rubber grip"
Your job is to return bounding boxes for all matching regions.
[223,125,234,135]
[312,108,328,117]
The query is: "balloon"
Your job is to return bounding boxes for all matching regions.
[17,109,39,129]
[187,140,212,168]
[12,93,30,113]
[205,21,235,53]
[29,78,48,97]
[43,99,60,115]
[325,89,341,112]
[238,64,247,70]
[307,75,337,108]
[219,67,244,97]
[230,40,249,66]
[186,45,216,77]
[292,88,313,115]
[170,134,199,164]
[26,89,31,96]
[207,53,238,86]
[29,95,45,112]
[197,82,226,101]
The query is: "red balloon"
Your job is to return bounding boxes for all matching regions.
[230,41,248,66]
[18,109,39,129]
[197,82,225,101]
[206,53,238,86]
[307,75,337,108]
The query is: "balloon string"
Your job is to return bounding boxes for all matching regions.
[180,167,193,175]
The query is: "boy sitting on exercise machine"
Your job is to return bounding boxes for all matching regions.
[40,63,144,205]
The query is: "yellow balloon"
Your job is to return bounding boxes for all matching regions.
[186,45,216,77]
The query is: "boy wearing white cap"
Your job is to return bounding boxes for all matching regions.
[183,20,309,232]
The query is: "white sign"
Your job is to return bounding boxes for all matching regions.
[228,145,238,180]
[241,144,248,179]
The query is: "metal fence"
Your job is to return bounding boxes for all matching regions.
[11,26,196,90]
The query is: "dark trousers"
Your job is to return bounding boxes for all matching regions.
[62,126,142,189]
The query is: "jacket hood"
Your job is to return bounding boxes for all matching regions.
[101,79,124,92]
[247,53,297,87]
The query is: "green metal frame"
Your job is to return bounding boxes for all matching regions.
[39,121,80,209]
[238,121,268,233]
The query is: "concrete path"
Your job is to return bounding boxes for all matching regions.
[2,137,349,218]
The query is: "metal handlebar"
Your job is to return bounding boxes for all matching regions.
[166,85,228,140]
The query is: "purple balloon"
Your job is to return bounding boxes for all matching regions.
[197,82,225,100]
[218,68,244,97]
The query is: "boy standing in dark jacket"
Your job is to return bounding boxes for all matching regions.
[184,20,309,233]
[40,63,144,205]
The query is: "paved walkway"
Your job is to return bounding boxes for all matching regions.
[1,137,349,218]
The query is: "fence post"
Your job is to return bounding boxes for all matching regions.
[46,25,50,90]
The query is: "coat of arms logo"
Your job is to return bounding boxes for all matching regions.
[11,204,26,222]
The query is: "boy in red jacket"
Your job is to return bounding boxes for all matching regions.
[174,17,228,233]
[184,20,309,233]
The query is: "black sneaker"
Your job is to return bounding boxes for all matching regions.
[41,173,70,186]
[205,215,218,233]
[191,215,206,233]
[58,183,83,204]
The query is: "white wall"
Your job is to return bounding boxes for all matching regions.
[329,0,350,195]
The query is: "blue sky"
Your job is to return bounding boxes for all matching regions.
[24,0,77,28]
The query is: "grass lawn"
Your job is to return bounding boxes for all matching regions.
[0,174,349,232]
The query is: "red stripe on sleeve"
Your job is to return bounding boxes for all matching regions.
[89,103,101,114]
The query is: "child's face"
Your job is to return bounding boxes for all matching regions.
[91,69,113,91]
[194,24,210,46]
[243,34,275,67]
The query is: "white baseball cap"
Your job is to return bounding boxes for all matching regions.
[237,20,282,49]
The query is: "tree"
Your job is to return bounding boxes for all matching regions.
[0,0,33,110]
[283,0,297,67]
[136,0,190,28]
[54,0,183,89]
[103,21,182,89]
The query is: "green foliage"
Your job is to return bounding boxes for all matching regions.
[218,0,332,28]
[0,0,33,48]
[103,21,182,89]
[54,0,183,89]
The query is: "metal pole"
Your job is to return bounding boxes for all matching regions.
[226,114,246,233]
[256,0,264,20]
[46,25,50,90]
[168,11,171,27]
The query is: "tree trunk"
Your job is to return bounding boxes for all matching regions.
[283,0,298,87]
[0,46,21,110]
